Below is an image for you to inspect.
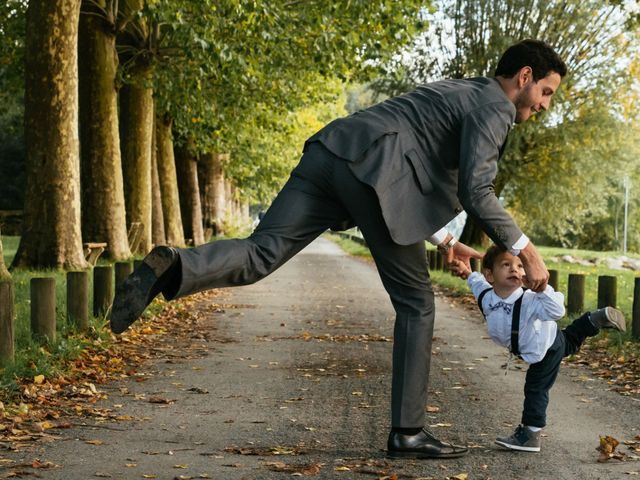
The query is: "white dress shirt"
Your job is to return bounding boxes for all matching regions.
[428,227,529,256]
[467,272,565,364]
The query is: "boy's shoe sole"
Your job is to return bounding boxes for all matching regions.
[494,439,540,452]
[604,307,626,332]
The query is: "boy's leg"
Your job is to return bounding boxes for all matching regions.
[521,333,565,428]
[562,312,600,356]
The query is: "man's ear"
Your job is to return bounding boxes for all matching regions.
[517,66,533,88]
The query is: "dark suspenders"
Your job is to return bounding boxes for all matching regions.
[477,287,525,356]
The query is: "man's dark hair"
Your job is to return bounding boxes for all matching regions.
[495,39,567,81]
[481,244,507,272]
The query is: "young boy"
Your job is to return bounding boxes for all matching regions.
[453,245,626,452]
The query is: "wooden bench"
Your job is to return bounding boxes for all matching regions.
[83,242,107,266]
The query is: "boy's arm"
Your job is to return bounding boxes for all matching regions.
[531,285,565,321]
[467,272,492,301]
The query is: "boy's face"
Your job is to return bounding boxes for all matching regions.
[484,252,525,290]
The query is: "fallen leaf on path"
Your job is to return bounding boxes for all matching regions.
[598,435,627,462]
[85,439,104,445]
[264,461,322,476]
[148,396,175,404]
[426,405,440,413]
[451,474,468,480]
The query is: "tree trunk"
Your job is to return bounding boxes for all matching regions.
[175,144,204,246]
[151,109,166,246]
[0,230,10,280]
[119,67,154,255]
[13,0,87,270]
[156,114,184,246]
[198,152,228,236]
[78,0,131,260]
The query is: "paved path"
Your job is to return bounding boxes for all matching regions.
[7,237,640,479]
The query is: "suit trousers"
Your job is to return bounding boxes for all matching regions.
[168,142,435,428]
[521,313,599,427]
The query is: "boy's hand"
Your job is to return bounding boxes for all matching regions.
[449,258,472,279]
[445,241,482,278]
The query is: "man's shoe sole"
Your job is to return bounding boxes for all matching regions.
[387,449,468,459]
[494,439,540,452]
[109,264,158,334]
[109,247,176,334]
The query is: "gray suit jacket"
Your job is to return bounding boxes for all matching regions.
[304,76,523,248]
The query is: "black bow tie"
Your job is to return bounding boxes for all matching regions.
[488,301,513,314]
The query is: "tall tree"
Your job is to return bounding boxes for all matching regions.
[118,0,154,254]
[155,113,184,246]
[78,0,131,260]
[372,0,638,246]
[12,0,87,269]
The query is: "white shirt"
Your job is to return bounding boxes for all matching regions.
[467,272,565,364]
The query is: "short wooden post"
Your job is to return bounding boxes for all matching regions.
[597,275,617,309]
[115,262,133,290]
[436,251,444,271]
[31,277,56,343]
[0,280,15,364]
[548,269,559,291]
[632,277,640,339]
[567,273,585,314]
[93,265,113,316]
[470,257,479,272]
[67,271,89,331]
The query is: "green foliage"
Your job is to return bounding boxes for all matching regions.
[372,0,640,251]
[0,1,26,211]
[143,0,427,200]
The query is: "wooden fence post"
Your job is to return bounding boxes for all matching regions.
[548,269,559,291]
[67,271,89,331]
[436,251,444,271]
[93,266,113,316]
[115,262,133,290]
[633,277,640,339]
[470,257,480,272]
[597,275,617,309]
[31,277,56,343]
[567,273,585,314]
[0,280,14,364]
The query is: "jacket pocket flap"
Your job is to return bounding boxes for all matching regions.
[405,148,433,195]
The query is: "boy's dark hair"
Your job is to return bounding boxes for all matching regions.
[495,39,567,81]
[482,244,508,271]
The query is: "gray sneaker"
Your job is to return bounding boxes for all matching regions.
[495,425,541,452]
[591,307,626,332]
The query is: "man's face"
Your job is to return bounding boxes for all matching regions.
[513,69,562,123]
[484,252,525,290]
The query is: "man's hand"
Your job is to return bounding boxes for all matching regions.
[438,238,482,278]
[518,241,548,292]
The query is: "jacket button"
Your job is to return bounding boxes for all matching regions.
[454,207,463,214]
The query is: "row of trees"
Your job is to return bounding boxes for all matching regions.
[1,0,426,269]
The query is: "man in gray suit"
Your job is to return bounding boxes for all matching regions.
[111,39,567,459]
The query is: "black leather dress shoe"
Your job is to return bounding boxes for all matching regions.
[387,428,468,459]
[109,246,179,334]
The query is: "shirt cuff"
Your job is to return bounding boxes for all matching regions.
[509,234,529,256]
[428,227,449,245]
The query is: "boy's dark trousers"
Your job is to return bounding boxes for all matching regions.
[521,313,600,427]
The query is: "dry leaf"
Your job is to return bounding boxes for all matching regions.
[85,440,104,445]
